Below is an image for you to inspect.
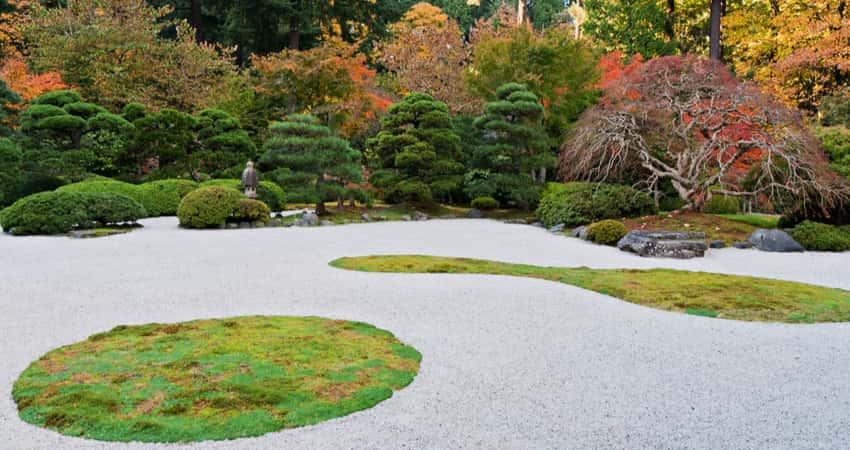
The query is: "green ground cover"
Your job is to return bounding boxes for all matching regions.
[331,255,850,323]
[13,316,421,442]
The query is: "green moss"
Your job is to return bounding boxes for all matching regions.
[13,316,420,442]
[330,255,850,323]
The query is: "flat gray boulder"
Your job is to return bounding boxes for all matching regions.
[571,226,588,240]
[467,208,484,219]
[294,212,319,227]
[617,230,708,259]
[746,229,804,252]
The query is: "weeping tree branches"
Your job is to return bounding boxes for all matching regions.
[561,55,848,211]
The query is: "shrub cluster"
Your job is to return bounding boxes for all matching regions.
[231,199,271,223]
[789,221,850,252]
[702,195,739,214]
[470,196,499,210]
[199,179,285,211]
[586,219,628,246]
[176,186,244,228]
[57,179,200,217]
[536,182,656,228]
[0,191,144,235]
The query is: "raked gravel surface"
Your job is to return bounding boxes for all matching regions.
[2,217,850,449]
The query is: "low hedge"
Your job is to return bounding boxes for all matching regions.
[177,186,243,229]
[57,179,147,206]
[199,179,285,211]
[1,191,145,235]
[789,221,850,252]
[138,180,199,216]
[536,182,656,228]
[586,220,628,246]
[231,199,271,223]
[471,196,499,210]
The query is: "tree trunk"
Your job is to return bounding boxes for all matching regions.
[538,167,547,184]
[289,15,300,50]
[315,201,325,215]
[769,0,779,15]
[517,0,525,26]
[709,0,722,61]
[337,197,344,209]
[665,0,675,39]
[190,0,203,42]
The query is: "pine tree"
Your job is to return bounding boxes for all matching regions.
[467,83,550,210]
[366,92,464,205]
[0,79,20,137]
[258,114,362,214]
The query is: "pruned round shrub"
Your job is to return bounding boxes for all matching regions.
[57,179,148,208]
[138,179,198,216]
[1,191,144,235]
[471,196,499,210]
[536,182,656,228]
[200,179,285,211]
[82,193,146,225]
[586,219,628,246]
[789,221,850,252]
[702,195,739,214]
[177,186,242,229]
[231,199,270,223]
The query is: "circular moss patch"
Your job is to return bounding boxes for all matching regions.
[13,316,421,442]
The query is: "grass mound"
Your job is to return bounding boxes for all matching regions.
[331,255,850,323]
[13,316,421,443]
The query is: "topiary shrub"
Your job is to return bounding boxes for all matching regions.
[57,179,148,209]
[1,191,144,235]
[231,199,270,223]
[471,196,500,210]
[199,179,285,211]
[702,195,740,214]
[536,182,656,228]
[177,186,242,229]
[81,193,146,225]
[138,179,198,216]
[789,221,850,252]
[586,219,629,246]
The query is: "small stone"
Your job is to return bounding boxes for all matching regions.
[295,212,319,227]
[548,223,566,233]
[361,213,372,222]
[254,221,265,228]
[239,222,252,229]
[709,240,726,249]
[320,220,333,226]
[467,208,484,219]
[531,221,544,228]
[733,241,754,249]
[401,215,412,221]
[571,226,588,239]
[412,211,429,221]
[268,219,281,227]
[227,223,239,229]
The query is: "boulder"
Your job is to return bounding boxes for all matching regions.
[239,221,252,229]
[467,208,484,219]
[617,230,708,259]
[412,211,429,221]
[360,213,372,222]
[732,241,753,249]
[571,226,588,240]
[400,214,412,221]
[709,240,726,249]
[294,213,319,227]
[320,220,334,226]
[746,229,804,252]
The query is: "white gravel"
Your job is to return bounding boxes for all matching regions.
[2,217,850,449]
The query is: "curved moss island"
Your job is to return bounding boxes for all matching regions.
[12,316,421,443]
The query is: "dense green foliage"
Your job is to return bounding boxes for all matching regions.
[536,182,657,228]
[814,126,850,178]
[464,26,598,139]
[702,195,740,214]
[199,179,285,211]
[467,83,549,209]
[586,219,628,246]
[582,0,677,58]
[470,196,499,210]
[138,180,200,216]
[259,115,362,213]
[12,316,420,442]
[231,198,271,223]
[1,191,144,235]
[789,221,850,252]
[367,93,464,205]
[176,186,243,228]
[332,255,850,323]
